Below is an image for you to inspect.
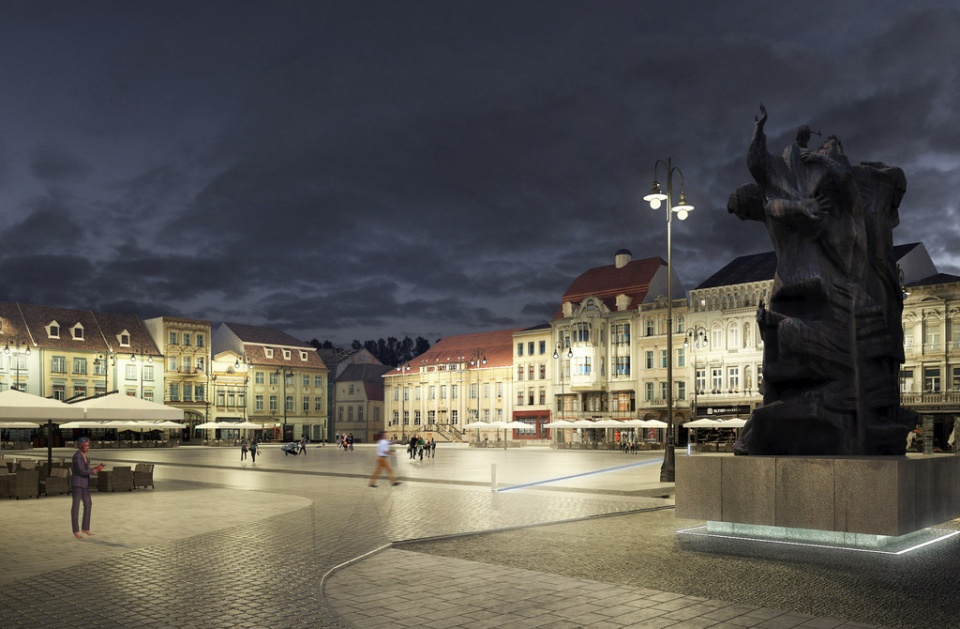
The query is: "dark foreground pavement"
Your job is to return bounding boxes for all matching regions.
[3,445,955,628]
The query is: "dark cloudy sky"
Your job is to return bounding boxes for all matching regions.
[2,2,958,347]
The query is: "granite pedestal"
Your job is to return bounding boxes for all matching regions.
[676,453,960,538]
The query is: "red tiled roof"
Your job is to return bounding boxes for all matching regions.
[386,328,521,376]
[554,256,664,318]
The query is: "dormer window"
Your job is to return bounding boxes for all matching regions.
[72,324,85,340]
[300,351,308,361]
[118,331,131,347]
[265,348,274,359]
[283,349,291,360]
[47,321,61,339]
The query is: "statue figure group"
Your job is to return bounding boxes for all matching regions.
[729,105,915,455]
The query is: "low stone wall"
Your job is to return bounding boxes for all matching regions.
[676,453,960,537]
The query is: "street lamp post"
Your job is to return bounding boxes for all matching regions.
[553,341,573,445]
[95,352,117,395]
[4,338,32,391]
[277,367,294,441]
[468,348,487,425]
[395,365,411,440]
[644,157,695,482]
[684,327,707,420]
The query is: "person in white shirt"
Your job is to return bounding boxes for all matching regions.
[369,431,401,488]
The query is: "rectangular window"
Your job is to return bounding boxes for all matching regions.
[539,364,546,379]
[256,372,265,385]
[52,384,65,401]
[926,325,942,350]
[74,384,86,397]
[302,375,309,387]
[429,385,436,400]
[696,368,706,394]
[415,410,421,425]
[644,382,654,401]
[528,365,535,380]
[285,395,294,411]
[728,366,740,391]
[183,333,191,346]
[497,382,503,399]
[677,381,686,401]
[73,358,87,375]
[517,365,524,381]
[315,375,323,387]
[169,332,178,345]
[303,397,310,412]
[256,395,264,411]
[217,389,225,406]
[269,395,278,412]
[645,351,654,369]
[359,406,364,422]
[168,356,178,372]
[711,368,723,392]
[483,383,490,399]
[414,386,421,401]
[183,386,192,402]
[539,388,546,405]
[660,350,668,369]
[196,334,205,347]
[528,388,534,405]
[125,364,137,380]
[195,385,205,401]
[517,389,524,405]
[52,356,66,373]
[315,397,323,411]
[645,319,655,336]
[528,342,535,356]
[227,391,235,407]
[517,343,523,357]
[451,410,459,425]
[440,385,447,400]
[269,372,279,385]
[925,368,941,393]
[539,340,546,355]
[169,383,180,402]
[143,365,154,381]
[677,347,686,368]
[452,385,458,400]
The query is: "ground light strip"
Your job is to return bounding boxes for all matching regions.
[495,458,662,492]
[676,525,960,555]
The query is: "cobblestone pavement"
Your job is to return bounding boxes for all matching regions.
[4,446,951,628]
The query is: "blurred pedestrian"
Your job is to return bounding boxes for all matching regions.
[250,439,259,463]
[241,438,248,461]
[71,437,105,540]
[368,431,401,488]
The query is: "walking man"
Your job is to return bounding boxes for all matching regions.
[369,431,401,488]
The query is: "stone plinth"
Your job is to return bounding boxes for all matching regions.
[676,454,960,537]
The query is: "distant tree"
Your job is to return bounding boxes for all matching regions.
[308,337,430,366]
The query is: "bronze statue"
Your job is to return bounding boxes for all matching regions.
[728,105,915,455]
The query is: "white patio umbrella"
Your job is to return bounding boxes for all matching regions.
[543,419,574,428]
[0,421,40,429]
[640,419,669,428]
[0,389,85,463]
[719,418,747,428]
[70,392,184,421]
[0,389,85,421]
[683,418,724,428]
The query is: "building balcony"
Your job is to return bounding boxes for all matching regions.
[901,391,960,408]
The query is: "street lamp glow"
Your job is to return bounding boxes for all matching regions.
[645,157,694,483]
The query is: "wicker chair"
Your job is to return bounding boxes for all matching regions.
[41,467,70,496]
[133,464,155,489]
[4,468,39,499]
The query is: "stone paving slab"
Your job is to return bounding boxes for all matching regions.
[1,446,936,629]
[326,549,886,629]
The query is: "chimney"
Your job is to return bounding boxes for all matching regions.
[614,249,632,269]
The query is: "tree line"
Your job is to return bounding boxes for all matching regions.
[309,336,432,367]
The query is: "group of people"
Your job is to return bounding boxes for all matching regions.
[406,434,436,460]
[240,438,260,462]
[335,433,355,450]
